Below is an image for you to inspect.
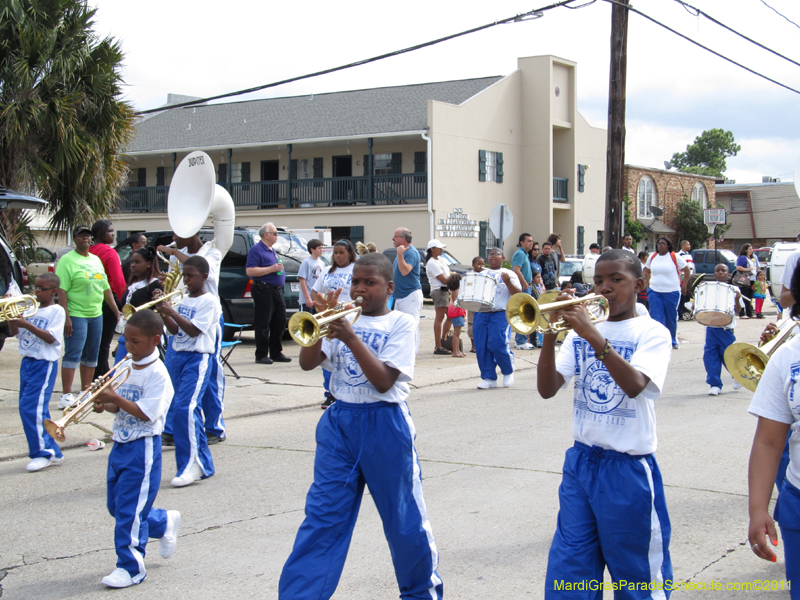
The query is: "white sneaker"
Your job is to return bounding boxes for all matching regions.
[57,393,77,410]
[476,379,497,390]
[514,343,535,350]
[503,374,515,387]
[171,461,204,487]
[26,455,63,472]
[101,567,138,588]
[732,380,743,391]
[708,386,721,396]
[159,510,181,559]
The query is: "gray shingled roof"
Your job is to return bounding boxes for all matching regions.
[126,76,503,153]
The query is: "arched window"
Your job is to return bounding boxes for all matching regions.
[637,176,657,218]
[692,181,708,209]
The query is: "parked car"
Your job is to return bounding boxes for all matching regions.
[381,247,470,298]
[753,247,771,268]
[117,227,310,340]
[558,254,585,287]
[691,248,738,280]
[26,247,57,278]
[766,242,800,299]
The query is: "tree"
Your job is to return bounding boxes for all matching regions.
[672,196,728,251]
[669,129,740,177]
[623,203,645,246]
[0,0,135,233]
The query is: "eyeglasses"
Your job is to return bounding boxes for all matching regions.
[35,286,57,291]
[532,248,540,251]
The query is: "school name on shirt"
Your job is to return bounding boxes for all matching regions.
[572,338,638,418]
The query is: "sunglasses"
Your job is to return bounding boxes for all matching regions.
[35,286,57,291]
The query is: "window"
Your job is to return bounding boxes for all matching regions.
[156,166,174,187]
[637,175,656,218]
[730,193,749,213]
[128,168,146,187]
[230,162,250,184]
[217,163,227,185]
[373,153,401,175]
[692,182,708,209]
[479,150,503,183]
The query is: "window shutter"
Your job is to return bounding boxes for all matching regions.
[496,152,504,183]
[217,164,227,185]
[479,221,488,258]
[414,151,426,173]
[156,167,165,187]
[313,157,323,178]
[137,168,146,187]
[390,152,402,174]
[364,155,370,176]
[350,226,364,246]
[479,150,486,182]
[290,159,297,179]
[578,164,585,193]
[241,162,250,183]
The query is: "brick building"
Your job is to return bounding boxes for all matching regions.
[624,164,716,252]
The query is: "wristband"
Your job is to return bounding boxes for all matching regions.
[596,339,612,362]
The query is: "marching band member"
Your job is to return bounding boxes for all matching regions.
[474,248,521,389]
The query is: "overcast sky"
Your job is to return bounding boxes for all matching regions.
[92,0,800,185]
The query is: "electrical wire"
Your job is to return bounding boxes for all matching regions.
[674,0,800,69]
[759,0,800,30]
[601,0,800,95]
[136,0,585,116]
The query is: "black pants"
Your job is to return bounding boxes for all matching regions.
[739,283,754,318]
[95,301,118,378]
[252,282,286,360]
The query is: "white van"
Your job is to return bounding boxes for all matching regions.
[767,242,800,299]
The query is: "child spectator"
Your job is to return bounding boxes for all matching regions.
[703,264,743,396]
[447,273,467,357]
[9,273,65,472]
[537,249,673,594]
[279,253,443,599]
[298,239,325,314]
[753,270,768,319]
[529,272,546,348]
[637,251,650,310]
[92,309,180,588]
[570,271,589,297]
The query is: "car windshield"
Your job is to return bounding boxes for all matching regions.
[559,260,582,277]
[252,232,310,262]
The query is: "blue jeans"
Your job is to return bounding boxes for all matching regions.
[647,289,680,345]
[515,287,532,346]
[62,314,103,369]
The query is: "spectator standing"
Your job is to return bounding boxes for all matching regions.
[621,234,636,254]
[588,243,601,254]
[677,240,695,274]
[513,233,534,350]
[547,233,563,274]
[538,242,558,290]
[425,240,452,355]
[245,223,291,365]
[735,243,757,319]
[298,239,325,314]
[643,237,690,349]
[528,241,542,280]
[88,220,126,377]
[120,233,147,282]
[637,251,649,310]
[391,227,423,320]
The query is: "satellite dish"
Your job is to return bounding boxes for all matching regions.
[649,205,664,216]
[664,161,673,170]
[794,154,800,199]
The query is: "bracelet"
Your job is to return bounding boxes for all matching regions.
[596,339,612,362]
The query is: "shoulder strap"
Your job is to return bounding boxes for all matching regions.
[669,252,681,279]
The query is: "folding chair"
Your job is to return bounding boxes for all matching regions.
[220,323,247,379]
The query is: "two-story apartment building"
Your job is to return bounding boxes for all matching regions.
[114,55,608,259]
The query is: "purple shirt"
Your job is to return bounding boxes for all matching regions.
[246,240,285,286]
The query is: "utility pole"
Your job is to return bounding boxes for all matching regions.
[604,0,629,250]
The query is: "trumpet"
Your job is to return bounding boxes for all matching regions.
[121,289,184,319]
[505,292,609,335]
[288,297,363,347]
[724,315,799,392]
[0,295,38,322]
[43,356,132,442]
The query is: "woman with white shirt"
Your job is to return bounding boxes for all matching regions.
[425,240,451,355]
[643,237,690,349]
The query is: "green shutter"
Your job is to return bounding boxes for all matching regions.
[578,164,585,193]
[290,159,297,179]
[479,221,488,257]
[391,152,402,174]
[414,151,426,173]
[479,150,486,182]
[364,155,369,176]
[496,152,504,183]
[313,157,323,178]
[217,164,226,185]
[241,162,251,183]
[156,167,165,187]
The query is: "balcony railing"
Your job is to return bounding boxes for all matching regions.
[118,173,427,213]
[553,177,569,203]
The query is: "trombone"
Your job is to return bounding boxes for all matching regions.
[724,314,799,392]
[43,356,131,442]
[0,295,38,322]
[288,297,363,347]
[505,292,609,336]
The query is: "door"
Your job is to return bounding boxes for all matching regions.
[332,155,353,202]
[260,160,279,208]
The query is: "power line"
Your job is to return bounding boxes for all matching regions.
[601,0,800,95]
[136,0,583,116]
[759,0,800,30]
[674,0,800,69]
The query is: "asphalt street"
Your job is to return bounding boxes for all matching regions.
[0,304,793,599]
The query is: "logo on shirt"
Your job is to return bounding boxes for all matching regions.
[790,361,800,416]
[572,339,636,416]
[19,315,50,352]
[175,304,197,343]
[114,383,151,442]
[323,272,352,294]
[332,330,390,394]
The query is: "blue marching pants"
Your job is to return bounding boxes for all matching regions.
[201,315,226,438]
[703,327,735,389]
[18,357,62,460]
[545,443,672,599]
[647,290,680,346]
[774,479,800,598]
[279,400,443,600]
[473,310,514,381]
[107,436,168,582]
[167,351,215,479]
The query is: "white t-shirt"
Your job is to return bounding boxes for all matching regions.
[556,316,672,455]
[678,249,695,274]
[321,311,418,405]
[645,252,688,293]
[782,251,800,290]
[17,304,65,362]
[171,293,220,354]
[298,256,325,306]
[621,246,636,254]
[426,257,451,292]
[748,335,800,490]
[313,263,354,303]
[174,242,222,298]
[482,268,521,310]
[111,356,174,443]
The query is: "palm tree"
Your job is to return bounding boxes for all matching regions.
[0,0,135,234]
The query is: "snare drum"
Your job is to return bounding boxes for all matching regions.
[456,272,497,312]
[694,282,737,327]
